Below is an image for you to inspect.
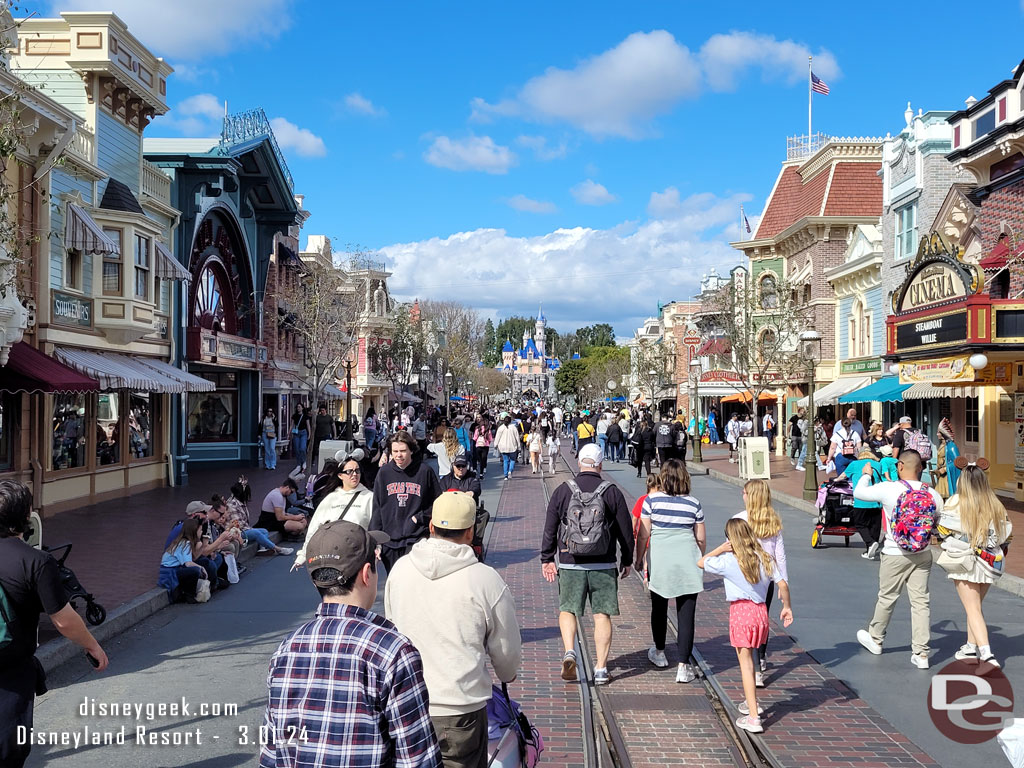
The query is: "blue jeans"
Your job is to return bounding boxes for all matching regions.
[598,434,608,457]
[797,439,807,466]
[292,430,308,470]
[243,528,276,551]
[709,425,720,443]
[364,428,377,449]
[262,435,277,469]
[501,452,517,476]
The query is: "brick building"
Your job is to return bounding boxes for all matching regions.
[732,137,883,423]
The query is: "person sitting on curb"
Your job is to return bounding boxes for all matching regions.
[255,478,308,539]
[541,443,634,686]
[386,492,522,768]
[222,479,294,557]
[261,521,441,768]
[853,449,943,669]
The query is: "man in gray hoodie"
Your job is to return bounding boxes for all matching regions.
[385,491,522,768]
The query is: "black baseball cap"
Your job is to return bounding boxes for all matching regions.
[453,456,470,467]
[305,520,389,587]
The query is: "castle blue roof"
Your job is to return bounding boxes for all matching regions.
[522,339,540,358]
[501,340,514,353]
[572,352,581,360]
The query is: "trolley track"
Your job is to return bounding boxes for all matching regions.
[533,445,781,768]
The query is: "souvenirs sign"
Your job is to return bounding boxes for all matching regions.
[52,292,93,328]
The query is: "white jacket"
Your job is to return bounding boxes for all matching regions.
[494,424,520,453]
[385,537,522,716]
[294,486,373,568]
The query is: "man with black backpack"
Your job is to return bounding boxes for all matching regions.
[541,443,634,686]
[852,450,943,670]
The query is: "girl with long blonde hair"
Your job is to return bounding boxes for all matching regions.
[938,458,1012,666]
[426,427,465,477]
[733,479,787,678]
[699,518,793,734]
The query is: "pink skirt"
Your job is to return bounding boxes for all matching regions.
[729,600,769,648]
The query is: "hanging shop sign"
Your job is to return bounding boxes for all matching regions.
[895,311,968,351]
[840,358,882,374]
[891,232,982,315]
[52,292,93,328]
[700,369,742,383]
[1015,394,1024,473]
[899,355,975,384]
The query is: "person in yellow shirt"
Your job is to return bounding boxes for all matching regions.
[577,413,597,452]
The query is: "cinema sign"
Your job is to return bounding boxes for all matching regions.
[892,232,982,315]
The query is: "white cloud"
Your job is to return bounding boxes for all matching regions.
[150,92,224,134]
[53,0,293,61]
[424,136,517,174]
[345,92,386,117]
[471,30,840,138]
[379,190,748,333]
[473,31,701,138]
[506,195,558,214]
[269,117,327,158]
[515,135,569,161]
[699,31,841,91]
[571,179,617,206]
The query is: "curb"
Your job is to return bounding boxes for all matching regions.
[36,533,283,674]
[688,461,1024,600]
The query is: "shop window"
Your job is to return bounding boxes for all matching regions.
[65,249,81,290]
[51,393,88,470]
[862,311,873,357]
[97,392,121,465]
[965,396,979,443]
[129,392,157,459]
[759,273,778,309]
[102,228,123,295]
[895,203,917,261]
[134,234,150,300]
[974,110,995,140]
[187,390,237,442]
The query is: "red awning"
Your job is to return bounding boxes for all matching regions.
[697,337,731,356]
[0,342,100,393]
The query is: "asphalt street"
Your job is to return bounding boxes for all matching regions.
[23,454,1024,767]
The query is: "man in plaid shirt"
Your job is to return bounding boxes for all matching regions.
[261,520,441,768]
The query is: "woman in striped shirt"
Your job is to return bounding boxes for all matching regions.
[634,459,706,683]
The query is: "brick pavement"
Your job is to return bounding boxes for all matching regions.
[696,441,1024,581]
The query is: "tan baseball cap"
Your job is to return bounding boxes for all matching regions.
[432,491,477,530]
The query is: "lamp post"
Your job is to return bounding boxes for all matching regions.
[647,368,658,418]
[444,370,453,419]
[800,325,822,501]
[420,363,430,417]
[690,358,703,463]
[341,359,356,440]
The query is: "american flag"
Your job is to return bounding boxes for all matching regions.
[743,212,752,233]
[811,72,830,95]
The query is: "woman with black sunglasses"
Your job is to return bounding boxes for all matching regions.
[293,456,373,571]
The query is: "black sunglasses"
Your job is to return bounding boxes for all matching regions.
[340,468,361,476]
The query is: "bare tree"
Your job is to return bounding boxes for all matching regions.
[278,259,366,464]
[419,300,484,409]
[699,269,809,416]
[632,340,675,413]
[367,303,427,415]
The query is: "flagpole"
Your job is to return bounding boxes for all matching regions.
[740,204,744,239]
[808,56,813,152]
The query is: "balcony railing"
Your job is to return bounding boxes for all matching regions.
[787,132,830,161]
[66,125,96,165]
[141,159,172,206]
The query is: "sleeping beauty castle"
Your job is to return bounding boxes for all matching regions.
[498,306,565,400]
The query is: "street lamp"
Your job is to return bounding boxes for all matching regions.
[444,370,453,419]
[799,325,822,501]
[690,358,703,463]
[647,368,658,416]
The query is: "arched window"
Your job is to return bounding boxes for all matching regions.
[758,327,777,364]
[849,300,863,357]
[192,259,237,335]
[759,273,778,309]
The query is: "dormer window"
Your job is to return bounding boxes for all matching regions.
[974,109,995,140]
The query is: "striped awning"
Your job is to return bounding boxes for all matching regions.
[55,348,186,393]
[65,204,120,255]
[133,357,214,392]
[902,382,980,400]
[154,241,191,281]
[797,376,871,408]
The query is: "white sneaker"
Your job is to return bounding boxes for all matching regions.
[954,643,978,660]
[738,701,764,716]
[759,657,767,673]
[911,653,929,669]
[862,542,880,560]
[979,651,1001,668]
[276,546,294,556]
[735,715,764,734]
[647,647,669,668]
[857,629,882,655]
[755,672,765,688]
[795,465,806,471]
[676,663,696,683]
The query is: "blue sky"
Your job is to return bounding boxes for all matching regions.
[51,0,1024,338]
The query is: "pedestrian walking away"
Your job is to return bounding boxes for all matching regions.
[935,457,1011,667]
[261,407,279,470]
[494,415,520,479]
[0,481,109,768]
[853,450,943,669]
[312,404,337,466]
[541,443,634,686]
[699,518,793,735]
[386,492,522,768]
[370,431,443,573]
[262,520,441,768]
[732,479,788,678]
[633,459,705,683]
[291,404,311,473]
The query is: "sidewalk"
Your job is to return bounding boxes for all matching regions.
[693,442,1024,585]
[37,464,293,641]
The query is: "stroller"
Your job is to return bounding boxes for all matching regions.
[43,542,107,626]
[487,683,544,767]
[811,478,857,549]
